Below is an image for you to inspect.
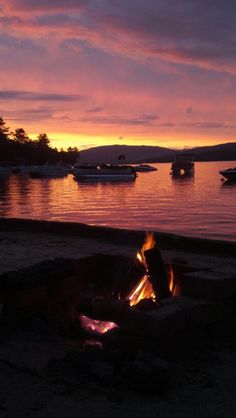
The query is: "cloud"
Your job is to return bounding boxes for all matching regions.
[6,0,86,13]
[1,1,236,73]
[186,107,193,114]
[0,90,87,101]
[85,106,104,113]
[0,106,54,122]
[80,113,159,126]
[183,122,236,129]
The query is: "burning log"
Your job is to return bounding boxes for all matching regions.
[144,247,171,301]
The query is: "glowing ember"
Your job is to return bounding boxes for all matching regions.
[128,274,155,306]
[80,315,118,334]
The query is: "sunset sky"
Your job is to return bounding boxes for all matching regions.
[0,0,236,150]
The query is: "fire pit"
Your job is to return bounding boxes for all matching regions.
[0,232,235,394]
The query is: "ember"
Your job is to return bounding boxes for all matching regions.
[80,315,118,334]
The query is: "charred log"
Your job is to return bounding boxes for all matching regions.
[144,247,171,301]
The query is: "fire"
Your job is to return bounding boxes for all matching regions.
[137,231,156,268]
[130,232,176,306]
[80,231,176,335]
[128,274,155,306]
[129,232,157,306]
[168,264,174,293]
[80,315,118,334]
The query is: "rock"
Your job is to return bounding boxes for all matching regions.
[180,270,236,300]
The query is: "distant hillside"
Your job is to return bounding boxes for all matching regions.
[190,142,236,161]
[79,142,236,163]
[79,145,176,163]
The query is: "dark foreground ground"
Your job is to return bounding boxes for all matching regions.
[0,222,235,418]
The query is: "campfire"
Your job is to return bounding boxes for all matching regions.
[78,232,174,336]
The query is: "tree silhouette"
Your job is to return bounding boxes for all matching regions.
[0,117,10,141]
[36,133,50,147]
[12,128,30,144]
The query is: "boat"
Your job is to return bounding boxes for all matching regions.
[28,164,68,178]
[72,164,137,180]
[133,164,157,172]
[219,167,236,182]
[171,153,195,177]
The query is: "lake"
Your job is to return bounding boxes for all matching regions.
[0,161,235,242]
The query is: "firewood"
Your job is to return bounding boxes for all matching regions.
[144,247,171,300]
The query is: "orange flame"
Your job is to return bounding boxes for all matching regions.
[168,264,174,293]
[129,232,176,306]
[129,232,156,306]
[80,315,118,334]
[137,231,156,268]
[128,274,155,306]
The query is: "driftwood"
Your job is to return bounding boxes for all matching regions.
[144,248,171,301]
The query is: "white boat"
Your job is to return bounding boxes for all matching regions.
[219,167,236,182]
[133,164,157,172]
[72,164,137,180]
[28,164,68,178]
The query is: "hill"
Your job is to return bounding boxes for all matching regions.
[79,142,236,163]
[78,145,176,163]
[190,142,236,161]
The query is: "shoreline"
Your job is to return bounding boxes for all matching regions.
[0,216,236,257]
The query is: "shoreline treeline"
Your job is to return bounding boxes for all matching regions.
[0,117,79,165]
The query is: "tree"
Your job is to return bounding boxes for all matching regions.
[66,146,80,163]
[0,117,10,141]
[36,133,50,147]
[12,128,30,144]
[67,146,78,152]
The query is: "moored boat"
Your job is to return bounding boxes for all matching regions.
[171,153,195,177]
[219,167,236,182]
[72,164,137,180]
[28,164,68,178]
[133,164,157,172]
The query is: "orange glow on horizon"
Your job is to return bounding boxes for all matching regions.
[28,131,234,151]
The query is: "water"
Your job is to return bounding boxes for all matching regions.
[0,161,236,241]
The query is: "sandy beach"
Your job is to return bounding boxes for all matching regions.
[0,220,235,418]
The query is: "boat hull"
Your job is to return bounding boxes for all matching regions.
[219,169,236,182]
[133,164,157,172]
[72,164,136,181]
[28,166,68,178]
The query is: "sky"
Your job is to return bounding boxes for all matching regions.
[0,0,236,150]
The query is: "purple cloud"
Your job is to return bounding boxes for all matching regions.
[0,90,87,101]
[2,0,236,74]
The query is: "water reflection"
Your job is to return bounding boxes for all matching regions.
[0,161,235,241]
[73,177,136,185]
[0,177,11,216]
[221,179,236,187]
